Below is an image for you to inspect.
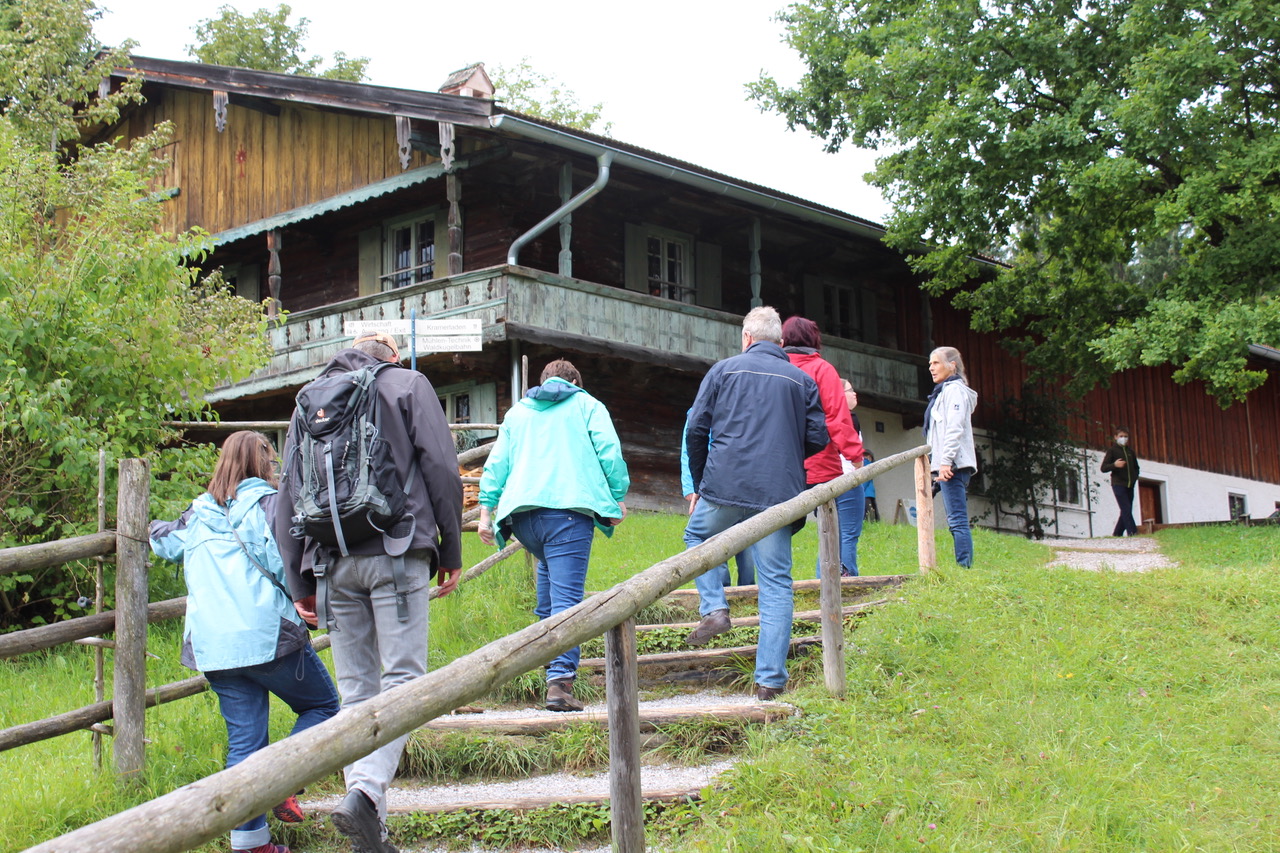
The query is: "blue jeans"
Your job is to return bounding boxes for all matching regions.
[1112,484,1137,536]
[937,470,973,567]
[815,484,866,577]
[509,508,596,682]
[684,498,795,689]
[206,644,341,850]
[708,544,756,587]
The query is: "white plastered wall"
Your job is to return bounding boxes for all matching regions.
[867,419,1280,538]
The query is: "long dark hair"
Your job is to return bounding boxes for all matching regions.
[208,431,278,506]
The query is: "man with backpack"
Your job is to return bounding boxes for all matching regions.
[274,332,462,853]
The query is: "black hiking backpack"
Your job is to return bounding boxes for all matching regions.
[287,361,410,555]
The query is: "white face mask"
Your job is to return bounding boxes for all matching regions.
[1116,436,1129,446]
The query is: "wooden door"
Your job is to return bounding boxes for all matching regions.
[1138,480,1164,525]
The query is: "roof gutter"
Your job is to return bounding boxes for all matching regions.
[507,150,614,266]
[491,113,897,246]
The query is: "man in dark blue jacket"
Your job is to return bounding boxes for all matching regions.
[683,306,828,700]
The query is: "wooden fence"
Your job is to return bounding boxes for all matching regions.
[14,444,935,853]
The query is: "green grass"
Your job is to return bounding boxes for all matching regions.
[4,519,1279,852]
[680,524,1280,852]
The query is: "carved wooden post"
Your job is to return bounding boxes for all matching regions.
[114,458,150,781]
[816,500,846,696]
[447,173,463,276]
[914,455,936,573]
[266,230,282,319]
[606,617,643,853]
[558,162,573,277]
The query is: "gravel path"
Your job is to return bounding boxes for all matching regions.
[1041,535,1177,572]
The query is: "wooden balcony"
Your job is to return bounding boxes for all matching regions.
[209,265,926,410]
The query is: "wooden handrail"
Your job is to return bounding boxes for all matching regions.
[0,598,186,660]
[0,531,116,577]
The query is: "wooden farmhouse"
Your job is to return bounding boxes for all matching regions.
[99,56,1280,535]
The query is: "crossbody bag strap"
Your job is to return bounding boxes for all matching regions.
[224,503,291,599]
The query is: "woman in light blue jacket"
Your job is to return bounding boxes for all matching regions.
[150,431,339,853]
[478,360,629,712]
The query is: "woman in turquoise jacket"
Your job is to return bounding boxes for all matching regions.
[150,431,339,853]
[478,360,629,712]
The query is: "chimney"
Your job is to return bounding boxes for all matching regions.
[439,63,494,99]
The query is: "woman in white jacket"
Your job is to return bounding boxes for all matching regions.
[924,347,979,567]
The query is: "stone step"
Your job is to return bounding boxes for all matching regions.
[304,760,738,817]
[578,636,821,686]
[653,573,909,607]
[421,699,794,736]
[636,599,888,632]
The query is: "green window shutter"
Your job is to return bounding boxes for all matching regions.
[358,227,381,296]
[434,214,451,279]
[695,242,721,309]
[623,223,647,292]
[859,288,878,345]
[803,274,823,320]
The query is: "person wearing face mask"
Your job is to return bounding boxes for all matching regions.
[1100,428,1141,536]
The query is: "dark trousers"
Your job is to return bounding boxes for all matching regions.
[1112,483,1138,536]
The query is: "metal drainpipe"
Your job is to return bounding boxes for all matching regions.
[507,151,614,266]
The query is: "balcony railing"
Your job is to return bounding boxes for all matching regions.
[209,265,926,408]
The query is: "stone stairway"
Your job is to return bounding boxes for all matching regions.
[298,575,904,851]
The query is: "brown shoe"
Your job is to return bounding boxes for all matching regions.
[755,683,785,701]
[686,608,732,646]
[545,678,584,712]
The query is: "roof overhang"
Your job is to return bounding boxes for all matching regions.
[206,163,447,247]
[116,56,494,126]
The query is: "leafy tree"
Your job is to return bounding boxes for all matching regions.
[188,3,369,81]
[492,58,612,136]
[975,389,1086,540]
[0,0,141,150]
[0,0,274,627]
[751,0,1280,403]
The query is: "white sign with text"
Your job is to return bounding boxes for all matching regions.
[343,318,482,352]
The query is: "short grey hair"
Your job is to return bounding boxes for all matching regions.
[930,346,969,384]
[743,306,782,344]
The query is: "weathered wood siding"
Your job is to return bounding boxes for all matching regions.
[129,89,436,236]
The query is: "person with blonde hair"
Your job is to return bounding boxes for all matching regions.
[924,346,978,567]
[150,431,340,853]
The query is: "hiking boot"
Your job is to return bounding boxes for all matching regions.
[271,794,304,823]
[332,789,397,853]
[233,844,290,853]
[686,608,731,646]
[545,678,585,712]
[755,683,786,701]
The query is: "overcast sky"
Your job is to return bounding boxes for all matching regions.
[92,0,891,223]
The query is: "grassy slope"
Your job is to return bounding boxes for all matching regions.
[2,520,1278,852]
[683,525,1280,852]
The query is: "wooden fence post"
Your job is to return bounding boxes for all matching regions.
[914,456,936,574]
[816,500,846,697]
[114,458,150,782]
[605,616,643,853]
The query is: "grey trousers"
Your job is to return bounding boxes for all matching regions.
[326,549,432,830]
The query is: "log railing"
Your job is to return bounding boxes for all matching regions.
[22,444,935,853]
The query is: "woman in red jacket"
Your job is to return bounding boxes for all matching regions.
[782,316,866,576]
